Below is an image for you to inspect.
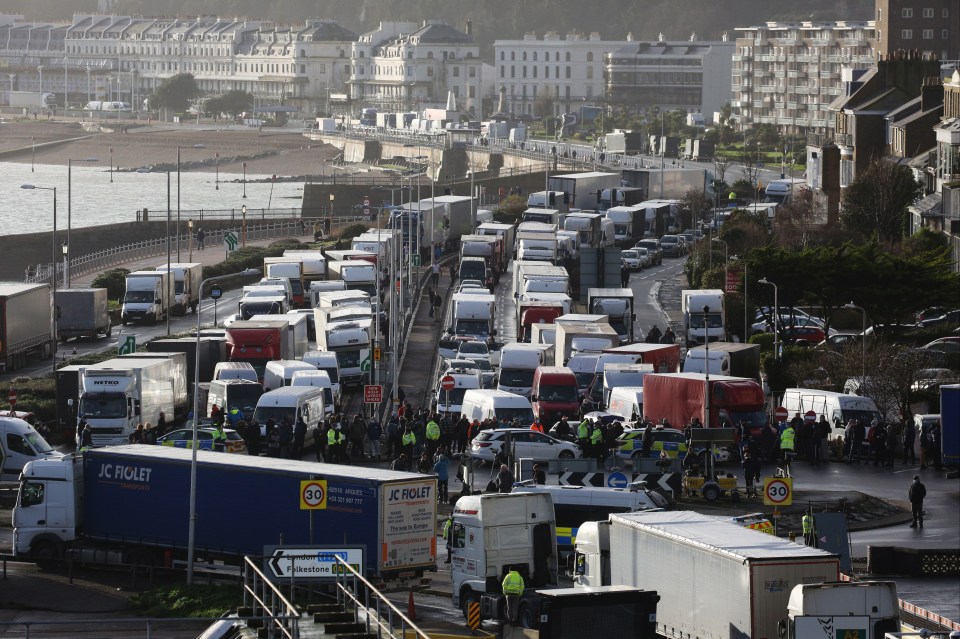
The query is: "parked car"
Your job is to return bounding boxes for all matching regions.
[470,428,581,464]
[782,325,827,345]
[816,332,861,351]
[916,309,960,329]
[911,368,959,393]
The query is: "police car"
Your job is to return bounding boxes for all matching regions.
[615,426,732,463]
[157,426,246,454]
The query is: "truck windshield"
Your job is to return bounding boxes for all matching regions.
[123,290,154,303]
[335,350,362,369]
[613,224,628,236]
[239,302,281,319]
[840,409,882,425]
[689,314,724,329]
[79,394,127,419]
[455,320,489,337]
[495,407,535,423]
[252,406,295,425]
[725,409,768,434]
[228,386,264,414]
[537,384,579,402]
[499,368,536,387]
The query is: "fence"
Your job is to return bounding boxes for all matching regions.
[332,556,430,639]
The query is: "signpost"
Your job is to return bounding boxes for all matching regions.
[774,406,788,422]
[364,384,383,404]
[440,375,456,419]
[804,410,816,422]
[300,479,328,510]
[224,231,238,255]
[118,335,136,355]
[764,476,793,536]
[264,546,364,582]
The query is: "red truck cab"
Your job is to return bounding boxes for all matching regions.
[518,303,564,342]
[531,366,580,425]
[641,373,766,432]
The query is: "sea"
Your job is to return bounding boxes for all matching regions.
[1,162,306,235]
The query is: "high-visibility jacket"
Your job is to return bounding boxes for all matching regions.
[227,408,242,426]
[328,429,343,446]
[443,517,453,541]
[402,431,417,446]
[212,427,227,444]
[531,422,544,433]
[425,421,440,441]
[577,421,589,440]
[502,570,525,596]
[590,428,602,445]
[802,514,812,534]
[780,427,796,451]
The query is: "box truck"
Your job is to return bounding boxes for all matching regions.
[145,336,226,385]
[682,289,725,346]
[262,257,305,308]
[121,271,169,324]
[587,288,635,344]
[642,373,766,431]
[0,283,53,372]
[56,288,112,341]
[683,342,761,383]
[548,172,621,210]
[224,320,291,381]
[7,91,55,109]
[154,262,202,315]
[13,446,437,581]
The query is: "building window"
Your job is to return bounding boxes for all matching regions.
[565,52,571,61]
[943,8,949,17]
[501,65,505,77]
[902,8,913,17]
[453,66,460,77]
[522,51,527,61]
[469,85,475,98]
[533,52,537,61]
[943,29,950,39]
[565,66,571,79]
[923,29,933,39]
[586,67,593,79]
[511,65,515,78]
[901,29,913,39]
[587,52,593,62]
[523,66,527,78]
[469,67,476,78]
[511,51,515,61]
[545,66,549,79]
[922,8,934,18]
[427,67,433,77]
[533,66,537,78]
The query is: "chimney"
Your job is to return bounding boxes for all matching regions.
[920,76,944,111]
[465,19,472,37]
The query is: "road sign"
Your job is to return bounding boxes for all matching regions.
[264,546,364,581]
[763,477,793,506]
[607,471,628,489]
[224,231,238,251]
[360,356,371,373]
[774,406,789,421]
[364,384,383,404]
[440,375,456,392]
[804,410,816,422]
[118,335,136,355]
[300,479,328,510]
[411,254,421,267]
[725,270,742,294]
[8,388,16,407]
[373,347,382,362]
[209,285,222,300]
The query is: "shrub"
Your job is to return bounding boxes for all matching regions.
[91,268,130,301]
[130,584,240,618]
[338,223,370,242]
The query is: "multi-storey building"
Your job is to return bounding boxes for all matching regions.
[493,32,631,118]
[604,36,734,123]
[874,0,960,62]
[348,20,483,115]
[732,21,876,133]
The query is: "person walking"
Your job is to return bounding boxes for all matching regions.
[196,227,205,250]
[428,288,436,318]
[779,421,796,477]
[812,415,829,466]
[433,453,449,504]
[908,475,926,529]
[502,567,525,624]
[620,263,630,287]
[292,416,307,459]
[432,261,440,287]
[496,463,514,493]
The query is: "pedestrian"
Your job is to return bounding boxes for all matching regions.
[391,452,411,472]
[298,218,306,236]
[779,421,796,475]
[533,463,546,485]
[212,422,228,452]
[210,403,222,426]
[660,327,676,344]
[292,415,307,458]
[266,422,281,458]
[432,261,440,286]
[129,423,145,444]
[908,475,926,529]
[327,423,345,463]
[79,421,92,450]
[502,566,525,625]
[401,425,417,458]
[156,411,168,436]
[847,419,865,464]
[433,453,449,504]
[641,424,654,458]
[496,463,514,493]
[645,326,662,343]
[278,418,294,458]
[868,420,887,466]
[244,420,261,456]
[802,511,815,546]
[620,263,629,287]
[196,227,205,250]
[812,415,829,466]
[417,451,432,474]
[349,414,366,458]
[313,221,323,242]
[442,512,454,563]
[366,416,383,460]
[902,419,917,465]
[742,450,760,493]
[428,288,436,318]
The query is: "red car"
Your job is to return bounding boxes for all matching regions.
[782,325,826,345]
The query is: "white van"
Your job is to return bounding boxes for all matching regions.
[781,388,883,438]
[252,387,325,445]
[510,483,670,551]
[212,361,259,383]
[302,351,341,409]
[290,369,336,415]
[602,363,653,409]
[263,360,317,392]
[0,416,63,482]
[206,379,264,420]
[461,389,535,427]
[606,386,644,424]
[497,343,552,397]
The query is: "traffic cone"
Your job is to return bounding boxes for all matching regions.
[407,589,417,621]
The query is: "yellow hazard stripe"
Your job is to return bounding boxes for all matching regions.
[748,522,775,534]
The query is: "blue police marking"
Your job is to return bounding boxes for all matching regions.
[607,472,628,488]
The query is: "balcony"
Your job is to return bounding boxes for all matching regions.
[788,101,799,110]
[820,71,834,79]
[732,68,743,76]
[759,54,777,62]
[760,85,777,93]
[775,69,786,78]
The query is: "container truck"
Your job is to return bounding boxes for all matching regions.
[154,262,202,315]
[282,250,327,286]
[598,187,646,212]
[938,384,958,466]
[554,323,619,367]
[262,257,305,308]
[548,172,621,210]
[56,288,112,342]
[450,293,496,343]
[475,222,516,263]
[145,337,226,385]
[642,373,766,431]
[514,263,569,299]
[315,315,372,388]
[603,130,645,154]
[7,91,56,109]
[497,343,554,397]
[603,205,647,242]
[517,300,565,342]
[460,234,499,274]
[587,288,635,344]
[76,354,188,446]
[516,230,558,264]
[327,260,377,297]
[224,320,291,381]
[238,293,286,320]
[603,343,681,374]
[526,191,568,211]
[522,207,567,227]
[13,446,438,581]
[0,283,53,372]
[682,288,726,346]
[683,342,761,383]
[573,510,841,639]
[430,195,476,242]
[121,271,169,325]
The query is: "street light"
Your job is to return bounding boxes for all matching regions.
[62,242,68,289]
[703,305,711,426]
[20,184,57,375]
[215,153,219,190]
[242,161,247,199]
[37,65,43,98]
[67,156,100,287]
[758,277,779,360]
[844,301,867,383]
[187,268,260,586]
[188,219,194,261]
[241,204,247,247]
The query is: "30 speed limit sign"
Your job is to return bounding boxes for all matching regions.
[300,480,328,510]
[763,477,793,506]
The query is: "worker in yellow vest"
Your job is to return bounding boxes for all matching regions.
[802,512,814,546]
[501,566,525,624]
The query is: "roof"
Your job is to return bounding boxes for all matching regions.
[908,192,942,217]
[408,21,472,44]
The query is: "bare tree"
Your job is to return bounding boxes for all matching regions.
[737,143,764,189]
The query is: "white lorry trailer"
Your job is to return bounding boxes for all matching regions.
[121,271,170,324]
[327,260,378,297]
[587,288,635,344]
[554,323,619,367]
[681,288,725,346]
[154,262,202,315]
[450,293,496,343]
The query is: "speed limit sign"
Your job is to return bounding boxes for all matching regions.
[763,477,793,506]
[300,479,328,510]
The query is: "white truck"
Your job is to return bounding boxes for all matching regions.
[683,342,761,383]
[282,250,327,287]
[601,363,653,409]
[263,257,306,308]
[497,343,554,397]
[450,293,496,343]
[587,288,636,344]
[516,230,558,264]
[154,262,202,315]
[76,354,188,446]
[315,314,372,388]
[121,271,170,325]
[554,323,619,367]
[548,171,621,210]
[681,288,725,347]
[514,262,569,299]
[327,260,378,297]
[574,511,843,639]
[7,91,55,109]
[604,204,647,242]
[784,581,900,639]
[564,212,615,248]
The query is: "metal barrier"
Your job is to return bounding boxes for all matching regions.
[242,555,301,639]
[0,616,259,637]
[332,556,431,639]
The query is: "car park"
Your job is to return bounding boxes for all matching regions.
[157,426,247,454]
[470,428,581,464]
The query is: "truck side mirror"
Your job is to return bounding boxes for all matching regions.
[491,329,498,336]
[777,620,787,639]
[67,399,74,407]
[531,395,538,402]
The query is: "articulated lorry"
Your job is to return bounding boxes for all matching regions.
[76,354,188,446]
[642,372,766,431]
[587,288,635,344]
[57,288,112,342]
[450,293,496,343]
[603,343,682,374]
[0,283,53,372]
[683,342,761,383]
[548,172,620,210]
[6,91,56,109]
[603,205,647,242]
[14,446,438,581]
[154,262,202,315]
[121,271,170,325]
[682,288,726,346]
[145,337,226,385]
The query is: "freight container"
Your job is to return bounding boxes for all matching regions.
[683,342,761,383]
[154,262,202,315]
[145,336,226,385]
[642,373,766,431]
[0,283,53,372]
[56,288,112,341]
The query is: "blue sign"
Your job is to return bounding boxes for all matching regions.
[607,472,628,488]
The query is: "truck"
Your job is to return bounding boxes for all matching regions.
[450,293,496,343]
[6,91,56,109]
[238,293,286,320]
[603,130,645,155]
[145,337,226,385]
[56,288,112,342]
[526,191,569,212]
[598,187,646,212]
[430,195,476,242]
[121,271,169,325]
[681,288,726,346]
[460,234,500,274]
[315,315,372,388]
[516,230,558,264]
[154,262,202,315]
[282,250,327,286]
[587,288,635,344]
[554,323,619,367]
[475,222,516,264]
[327,260,377,297]
[262,257,305,308]
[249,313,309,360]
[621,168,709,200]
[548,172,621,211]
[573,511,842,639]
[224,320,291,381]
[55,365,85,437]
[517,300,565,342]
[784,581,900,639]
[604,205,647,242]
[683,342,761,383]
[603,343,682,374]
[941,384,959,466]
[0,283,53,372]
[523,207,567,227]
[635,200,674,237]
[76,354,188,446]
[514,262,570,299]
[642,373,766,431]
[13,446,438,581]
[497,343,554,397]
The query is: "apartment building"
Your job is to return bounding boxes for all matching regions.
[732,21,876,133]
[874,0,960,62]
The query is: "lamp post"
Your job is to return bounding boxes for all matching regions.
[215,153,219,190]
[63,58,68,111]
[188,219,194,261]
[20,184,57,374]
[187,268,261,586]
[241,204,247,247]
[85,66,91,105]
[703,305,711,426]
[109,146,114,183]
[177,146,181,260]
[844,301,867,383]
[758,277,779,360]
[37,65,43,98]
[242,161,247,199]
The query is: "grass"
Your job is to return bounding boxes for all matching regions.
[129,583,241,618]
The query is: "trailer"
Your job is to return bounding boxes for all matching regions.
[13,446,437,580]
[429,195,476,242]
[642,372,766,431]
[587,288,635,344]
[0,283,53,372]
[621,168,710,200]
[154,262,202,315]
[145,337,226,385]
[548,172,621,210]
[57,288,112,342]
[684,342,761,383]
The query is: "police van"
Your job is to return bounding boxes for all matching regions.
[511,483,671,553]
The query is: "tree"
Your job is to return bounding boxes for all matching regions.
[736,142,764,189]
[149,73,201,114]
[902,227,949,257]
[839,158,923,245]
[678,188,712,231]
[773,188,819,249]
[205,90,254,119]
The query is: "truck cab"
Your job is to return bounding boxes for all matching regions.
[122,271,168,324]
[0,416,62,482]
[531,367,580,425]
[783,581,900,639]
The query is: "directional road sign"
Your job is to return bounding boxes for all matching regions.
[264,546,364,581]
[411,254,421,267]
[763,477,793,506]
[209,285,223,300]
[224,231,239,251]
[607,471,628,489]
[118,335,136,355]
[440,375,456,391]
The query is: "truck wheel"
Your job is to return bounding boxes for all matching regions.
[460,589,479,621]
[31,540,62,569]
[702,484,720,502]
[518,602,536,629]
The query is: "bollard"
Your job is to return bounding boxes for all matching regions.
[789,532,797,543]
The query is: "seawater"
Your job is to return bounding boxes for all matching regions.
[1,162,305,235]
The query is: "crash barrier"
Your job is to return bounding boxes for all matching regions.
[867,545,960,577]
[557,470,682,496]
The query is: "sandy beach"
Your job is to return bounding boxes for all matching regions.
[0,119,341,178]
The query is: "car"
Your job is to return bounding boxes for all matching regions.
[916,306,950,323]
[635,239,663,265]
[751,309,826,335]
[816,332,861,351]
[620,248,646,271]
[679,231,697,247]
[457,340,491,363]
[782,325,827,345]
[922,336,960,354]
[911,368,959,393]
[916,309,960,329]
[458,279,484,292]
[659,235,682,257]
[470,428,581,464]
[439,334,477,360]
[615,426,688,460]
[441,357,496,389]
[157,426,247,454]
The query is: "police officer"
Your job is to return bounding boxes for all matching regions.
[780,421,796,476]
[589,421,604,462]
[327,425,345,463]
[802,512,814,546]
[402,425,417,458]
[212,422,228,452]
[442,512,454,563]
[425,416,441,457]
[577,419,590,452]
[501,566,525,624]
